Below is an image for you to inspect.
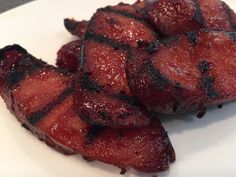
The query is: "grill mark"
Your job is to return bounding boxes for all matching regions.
[80,72,103,92]
[100,6,145,23]
[113,92,140,107]
[172,83,182,113]
[140,61,168,90]
[6,56,46,89]
[137,36,179,55]
[202,76,219,99]
[27,86,74,125]
[228,32,236,42]
[85,125,104,145]
[0,44,27,61]
[222,2,236,30]
[187,31,198,45]
[198,60,212,73]
[99,111,112,121]
[197,60,219,99]
[192,0,205,27]
[85,32,131,51]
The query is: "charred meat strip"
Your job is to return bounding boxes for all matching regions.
[75,2,158,127]
[64,19,88,38]
[0,44,175,172]
[126,30,236,114]
[145,0,236,35]
[56,40,81,72]
[88,3,156,47]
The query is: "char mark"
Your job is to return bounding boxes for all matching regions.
[21,123,30,131]
[80,72,103,92]
[99,111,112,121]
[64,18,77,33]
[27,86,74,125]
[85,32,130,51]
[0,44,27,62]
[202,76,219,99]
[198,60,212,73]
[6,56,46,89]
[228,32,236,42]
[172,83,183,113]
[192,0,205,27]
[172,101,180,113]
[113,92,140,107]
[85,125,104,145]
[187,31,198,45]
[140,61,168,90]
[137,36,179,55]
[100,6,145,23]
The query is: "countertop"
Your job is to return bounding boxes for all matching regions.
[0,0,33,13]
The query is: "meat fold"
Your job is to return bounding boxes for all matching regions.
[126,30,236,115]
[75,2,158,127]
[145,0,236,35]
[0,44,175,172]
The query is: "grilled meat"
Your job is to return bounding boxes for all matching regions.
[145,0,236,35]
[0,44,175,172]
[126,30,236,115]
[75,2,157,127]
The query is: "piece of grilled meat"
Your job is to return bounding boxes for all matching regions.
[74,2,158,127]
[126,30,236,115]
[145,0,236,35]
[56,40,81,72]
[59,0,151,73]
[0,44,175,172]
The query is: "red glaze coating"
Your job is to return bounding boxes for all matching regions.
[146,0,236,35]
[127,30,236,114]
[0,45,175,172]
[75,2,157,127]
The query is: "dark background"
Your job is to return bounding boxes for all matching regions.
[0,0,33,13]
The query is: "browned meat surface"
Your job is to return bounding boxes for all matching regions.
[145,0,236,35]
[0,44,175,172]
[56,40,81,72]
[75,2,157,127]
[127,30,236,115]
[64,19,88,38]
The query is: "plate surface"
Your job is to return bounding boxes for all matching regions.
[0,0,236,177]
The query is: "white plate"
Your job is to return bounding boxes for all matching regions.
[0,0,236,177]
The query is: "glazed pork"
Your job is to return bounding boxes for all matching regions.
[145,0,236,35]
[74,2,157,127]
[126,30,236,115]
[0,44,175,172]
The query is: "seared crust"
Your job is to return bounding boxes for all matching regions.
[127,30,236,114]
[0,44,175,172]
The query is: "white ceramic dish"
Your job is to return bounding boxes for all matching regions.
[0,0,236,177]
